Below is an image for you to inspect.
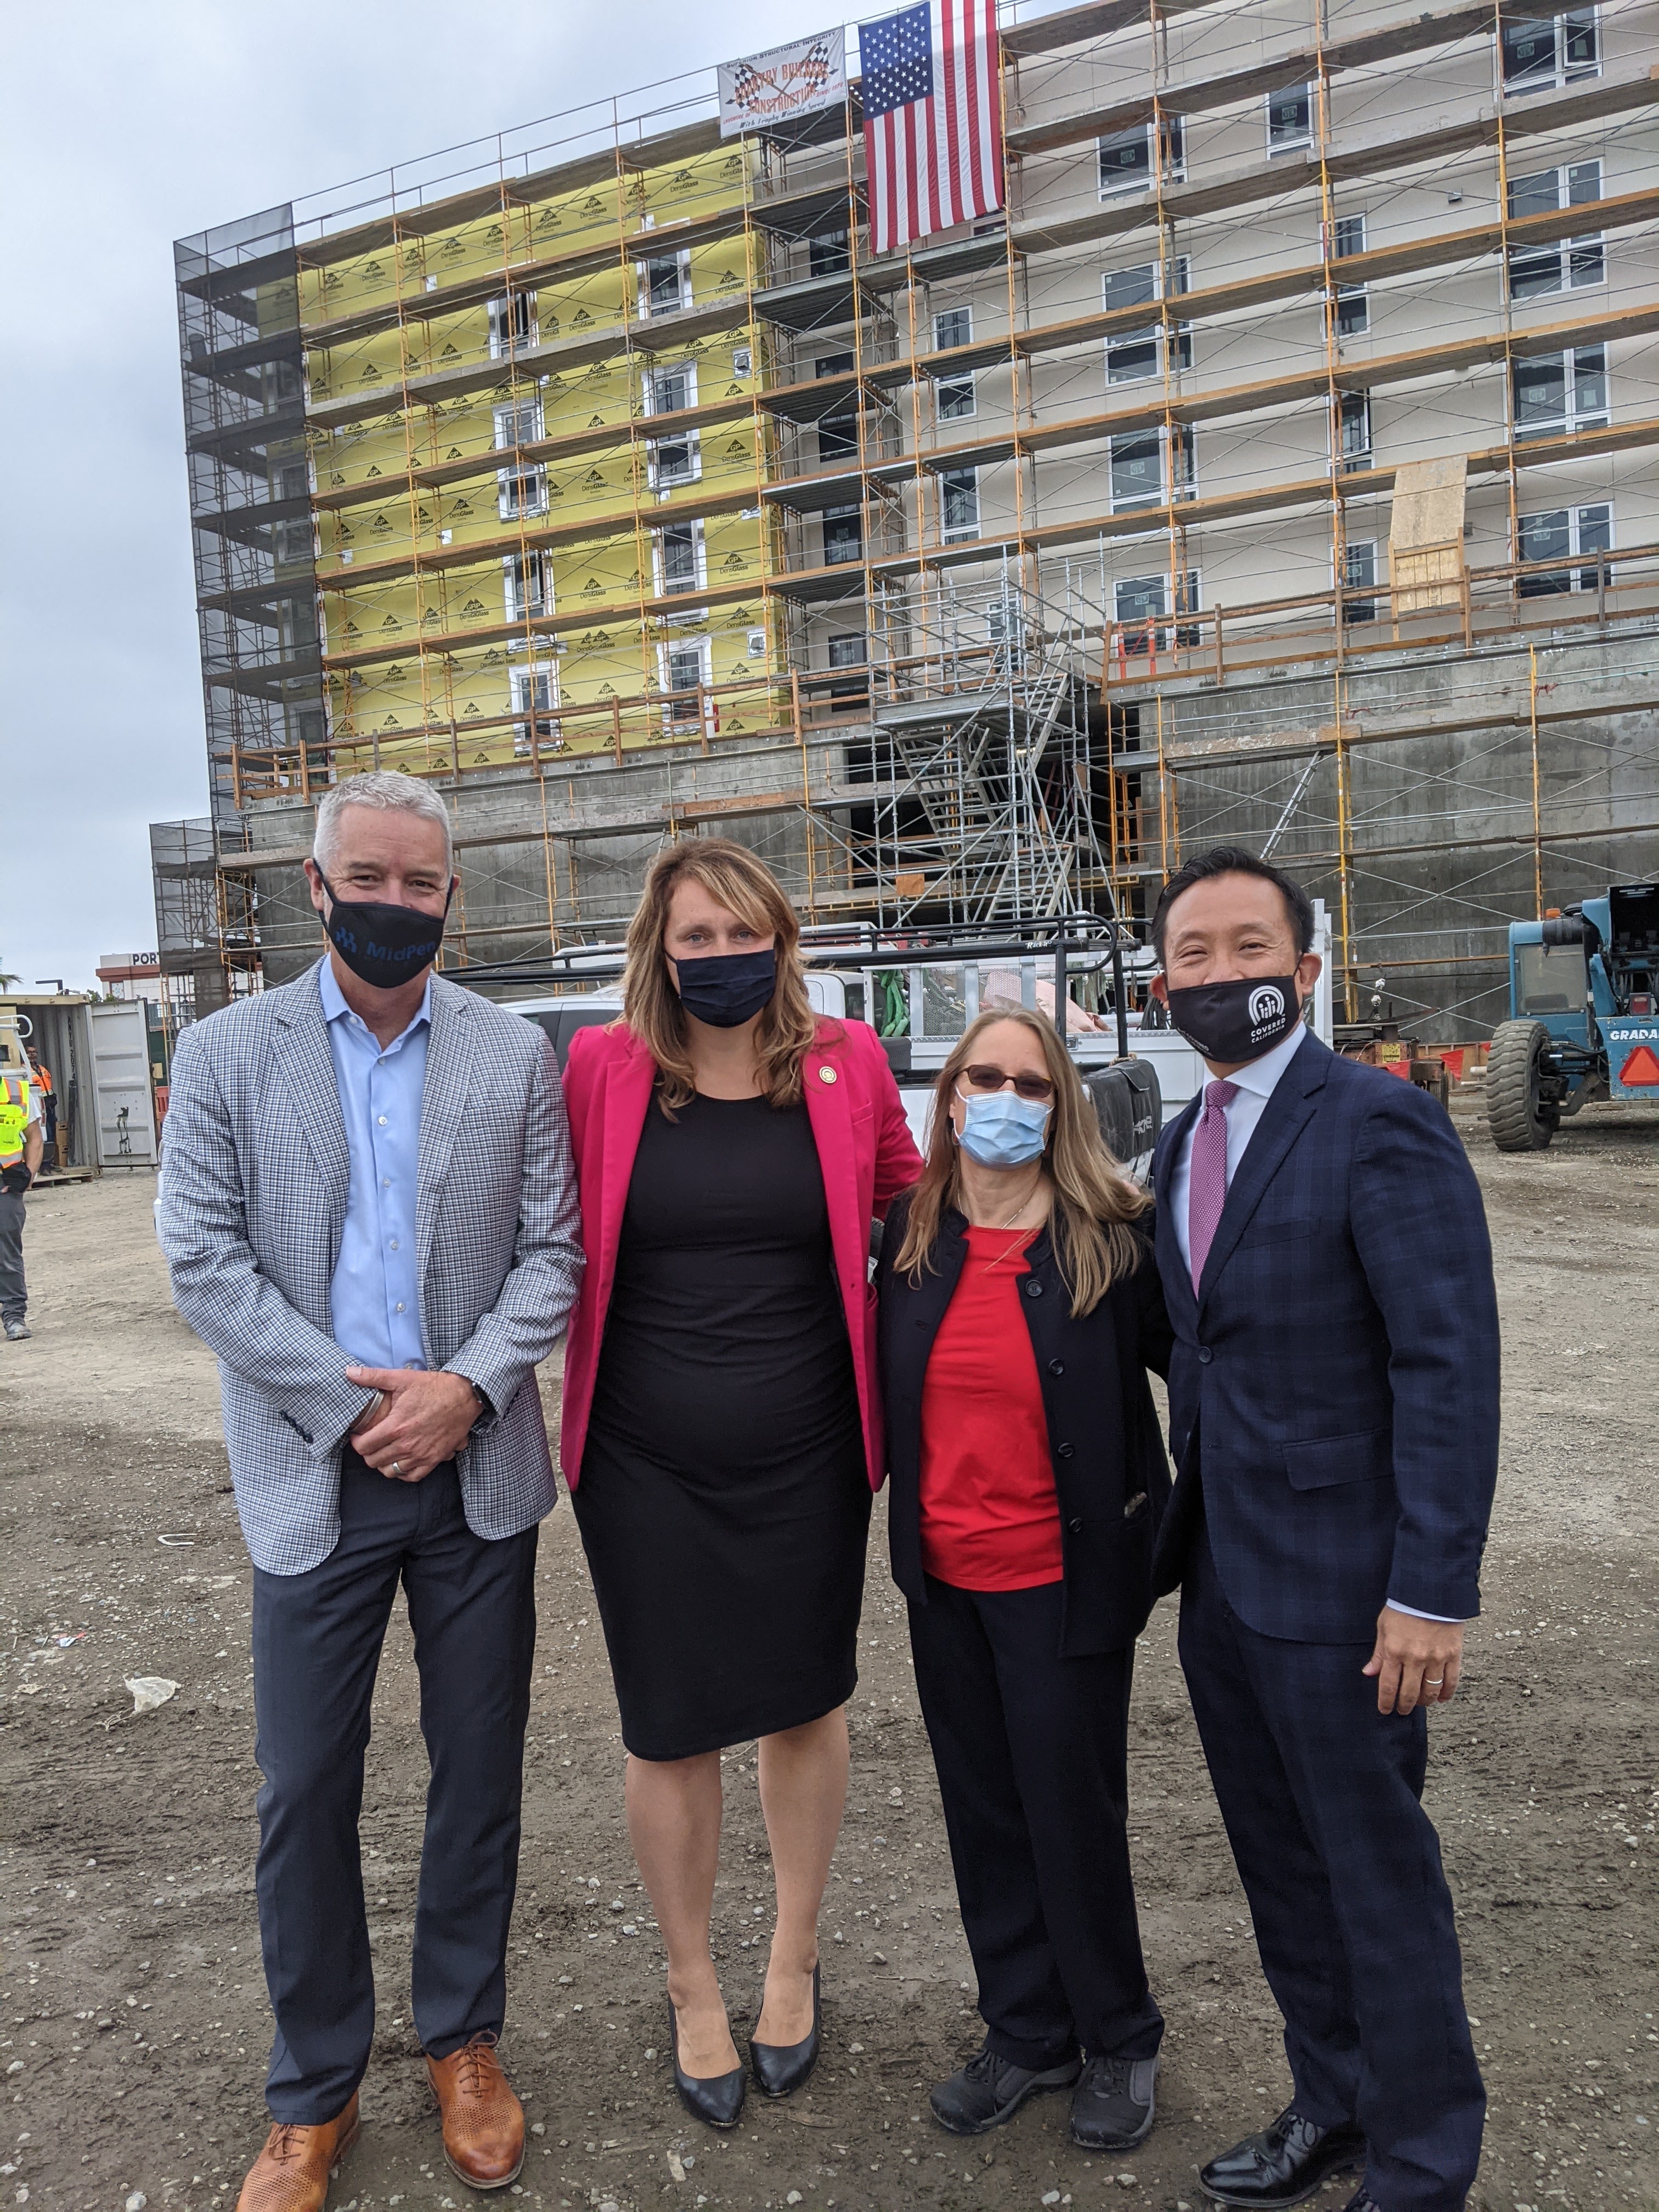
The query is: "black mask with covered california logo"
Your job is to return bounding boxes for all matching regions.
[1164,973,1304,1064]
[319,870,452,989]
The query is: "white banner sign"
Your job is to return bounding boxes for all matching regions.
[719,29,847,139]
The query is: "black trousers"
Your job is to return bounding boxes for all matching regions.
[250,1450,538,2123]
[909,1575,1164,2071]
[1179,1520,1485,2212]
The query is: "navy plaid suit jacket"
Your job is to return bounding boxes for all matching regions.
[1149,1031,1500,1641]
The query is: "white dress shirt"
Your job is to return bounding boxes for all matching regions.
[1168,1019,1311,1274]
[1167,1018,1457,1625]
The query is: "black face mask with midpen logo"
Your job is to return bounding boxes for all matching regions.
[1164,973,1304,1063]
[319,870,453,990]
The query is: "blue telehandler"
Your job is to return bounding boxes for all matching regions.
[1485,882,1659,1150]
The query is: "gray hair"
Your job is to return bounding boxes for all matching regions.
[312,771,454,878]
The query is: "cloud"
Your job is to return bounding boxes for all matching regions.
[0,0,840,993]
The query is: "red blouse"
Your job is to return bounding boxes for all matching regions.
[917,1225,1064,1592]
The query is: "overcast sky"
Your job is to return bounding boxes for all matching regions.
[0,0,850,996]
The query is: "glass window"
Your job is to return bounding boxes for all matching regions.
[1508,162,1603,298]
[1342,540,1377,624]
[809,230,851,275]
[1110,435,1163,509]
[1513,345,1607,438]
[822,505,863,565]
[510,665,560,754]
[935,371,977,420]
[1268,84,1313,151]
[658,522,703,592]
[1098,115,1183,196]
[828,631,868,711]
[1502,8,1598,91]
[1518,501,1612,594]
[496,465,546,522]
[1515,940,1584,1014]
[1332,214,1368,336]
[651,430,701,487]
[940,469,979,540]
[815,350,855,378]
[1104,258,1191,382]
[642,253,689,314]
[818,410,859,461]
[504,552,550,621]
[649,363,697,416]
[488,291,535,359]
[1339,391,1371,472]
[1114,571,1199,653]
[493,399,544,449]
[934,307,973,352]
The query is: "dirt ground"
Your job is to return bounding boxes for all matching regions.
[1,1098,1655,2212]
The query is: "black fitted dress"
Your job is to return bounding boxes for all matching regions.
[572,1089,871,1760]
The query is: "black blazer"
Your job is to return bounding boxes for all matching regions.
[876,1192,1174,1657]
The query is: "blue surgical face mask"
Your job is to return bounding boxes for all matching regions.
[955,1087,1052,1169]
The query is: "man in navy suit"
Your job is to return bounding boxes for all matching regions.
[1146,847,1499,2212]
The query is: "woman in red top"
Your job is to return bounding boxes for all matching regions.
[877,1007,1173,2154]
[560,839,920,2128]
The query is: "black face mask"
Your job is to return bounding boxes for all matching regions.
[1164,973,1304,1064]
[319,870,452,990]
[673,946,777,1029]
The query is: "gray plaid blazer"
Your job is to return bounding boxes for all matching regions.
[155,958,583,1575]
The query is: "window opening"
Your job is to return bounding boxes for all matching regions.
[1502,8,1598,92]
[1512,345,1607,438]
[1268,85,1313,152]
[1104,258,1192,382]
[488,291,536,359]
[1098,115,1184,195]
[1508,162,1603,298]
[1331,215,1368,336]
[940,468,980,542]
[1517,501,1612,593]
[1342,540,1378,623]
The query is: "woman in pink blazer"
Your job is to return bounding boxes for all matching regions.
[560,837,920,2128]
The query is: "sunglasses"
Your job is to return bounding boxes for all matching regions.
[959,1063,1057,1103]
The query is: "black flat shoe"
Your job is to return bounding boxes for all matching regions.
[668,1998,746,2130]
[1199,2104,1365,2208]
[750,1963,821,2098]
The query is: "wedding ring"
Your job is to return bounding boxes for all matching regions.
[1424,1675,1444,1685]
[391,1460,403,1476]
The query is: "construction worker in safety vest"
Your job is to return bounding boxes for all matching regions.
[26,1047,57,1165]
[0,1062,43,1341]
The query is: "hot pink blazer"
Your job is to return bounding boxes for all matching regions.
[558,1015,922,1492]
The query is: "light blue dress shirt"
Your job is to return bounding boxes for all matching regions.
[319,960,431,1373]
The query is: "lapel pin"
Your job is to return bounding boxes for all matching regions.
[818,1065,838,1084]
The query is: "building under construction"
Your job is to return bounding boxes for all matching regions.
[162,0,1659,1032]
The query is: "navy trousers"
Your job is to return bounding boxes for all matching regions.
[1179,1520,1485,2212]
[909,1575,1164,2072]
[250,1449,538,2122]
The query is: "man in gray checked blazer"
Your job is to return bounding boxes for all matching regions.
[156,770,582,2212]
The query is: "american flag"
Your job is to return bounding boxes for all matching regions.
[861,0,1004,256]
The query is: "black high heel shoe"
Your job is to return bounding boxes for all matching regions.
[668,1998,747,2129]
[749,1962,822,2099]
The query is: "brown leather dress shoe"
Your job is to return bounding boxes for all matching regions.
[427,2034,524,2189]
[235,2094,360,2212]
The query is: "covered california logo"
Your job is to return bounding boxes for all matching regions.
[1248,983,1286,1027]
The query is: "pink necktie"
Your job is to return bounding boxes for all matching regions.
[1187,1078,1239,1292]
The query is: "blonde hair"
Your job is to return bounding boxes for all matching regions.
[893,1006,1149,1317]
[620,838,819,1113]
